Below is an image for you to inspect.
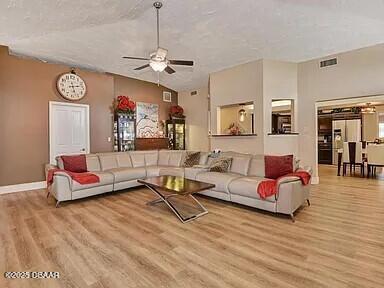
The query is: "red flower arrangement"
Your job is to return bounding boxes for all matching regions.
[169,105,185,118]
[115,95,136,114]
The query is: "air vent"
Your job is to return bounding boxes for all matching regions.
[320,58,337,68]
[190,90,198,96]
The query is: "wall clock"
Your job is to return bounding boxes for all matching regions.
[56,70,87,101]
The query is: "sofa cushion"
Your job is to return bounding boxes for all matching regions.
[159,167,185,177]
[60,155,88,173]
[199,152,209,165]
[129,152,146,167]
[144,151,159,166]
[71,171,114,191]
[228,177,276,202]
[108,167,146,183]
[196,172,241,193]
[184,167,208,180]
[169,151,185,167]
[209,157,232,173]
[158,150,170,165]
[146,166,161,177]
[248,155,265,177]
[86,154,101,172]
[116,153,132,168]
[265,155,293,179]
[183,151,201,167]
[222,152,252,175]
[98,153,119,171]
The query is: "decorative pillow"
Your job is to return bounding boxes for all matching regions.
[183,152,201,167]
[61,155,88,173]
[209,157,232,173]
[264,155,293,179]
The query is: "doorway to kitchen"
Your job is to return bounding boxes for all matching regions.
[315,94,384,180]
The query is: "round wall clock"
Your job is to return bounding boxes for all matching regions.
[56,71,87,101]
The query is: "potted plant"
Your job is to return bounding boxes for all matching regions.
[169,105,185,119]
[114,95,136,117]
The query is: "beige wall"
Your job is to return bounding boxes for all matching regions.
[0,46,177,186]
[263,60,299,155]
[209,59,299,156]
[178,87,209,151]
[209,60,264,154]
[298,44,384,180]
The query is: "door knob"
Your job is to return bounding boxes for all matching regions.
[81,148,85,152]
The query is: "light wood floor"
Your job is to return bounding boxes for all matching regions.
[1,165,384,288]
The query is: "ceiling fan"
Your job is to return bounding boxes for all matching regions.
[122,1,194,74]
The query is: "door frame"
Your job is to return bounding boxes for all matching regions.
[49,101,90,164]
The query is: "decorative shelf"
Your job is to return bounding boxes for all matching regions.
[210,133,258,137]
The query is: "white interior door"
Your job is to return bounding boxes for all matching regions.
[49,101,90,164]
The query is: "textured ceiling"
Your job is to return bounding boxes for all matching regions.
[1,0,384,91]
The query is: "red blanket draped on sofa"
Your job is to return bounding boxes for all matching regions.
[257,171,311,199]
[46,169,100,187]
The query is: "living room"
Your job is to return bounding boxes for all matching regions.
[1,1,384,287]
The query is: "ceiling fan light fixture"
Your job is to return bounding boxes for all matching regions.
[149,60,167,72]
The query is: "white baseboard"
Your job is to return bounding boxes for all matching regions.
[0,181,47,195]
[311,176,319,185]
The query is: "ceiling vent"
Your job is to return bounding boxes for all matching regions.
[320,58,337,68]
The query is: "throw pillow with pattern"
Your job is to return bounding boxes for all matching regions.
[183,152,201,167]
[209,157,232,173]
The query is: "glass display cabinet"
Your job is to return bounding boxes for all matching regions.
[166,118,186,150]
[114,113,136,151]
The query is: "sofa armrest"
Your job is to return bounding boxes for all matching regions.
[48,172,73,202]
[275,180,310,215]
[45,163,58,179]
[296,165,313,175]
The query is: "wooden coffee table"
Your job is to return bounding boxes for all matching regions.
[138,176,215,223]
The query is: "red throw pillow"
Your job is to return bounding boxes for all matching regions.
[61,155,88,173]
[264,155,293,179]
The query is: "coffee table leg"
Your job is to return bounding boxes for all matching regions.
[144,185,208,223]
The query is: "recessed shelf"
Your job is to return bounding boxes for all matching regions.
[267,132,299,135]
[210,133,258,137]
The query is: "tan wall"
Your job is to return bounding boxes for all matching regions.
[178,87,209,151]
[298,44,384,179]
[0,46,177,186]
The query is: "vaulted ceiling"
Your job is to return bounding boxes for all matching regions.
[1,0,384,91]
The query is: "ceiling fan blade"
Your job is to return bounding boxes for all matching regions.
[123,56,149,60]
[169,60,194,66]
[134,64,150,70]
[165,66,176,74]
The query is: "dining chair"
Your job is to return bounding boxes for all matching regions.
[342,142,364,177]
[367,144,384,178]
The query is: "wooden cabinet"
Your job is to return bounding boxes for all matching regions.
[135,138,170,150]
[166,118,186,150]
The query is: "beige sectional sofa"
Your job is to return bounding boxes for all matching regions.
[47,150,311,220]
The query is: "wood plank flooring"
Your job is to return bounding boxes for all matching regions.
[1,165,384,288]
